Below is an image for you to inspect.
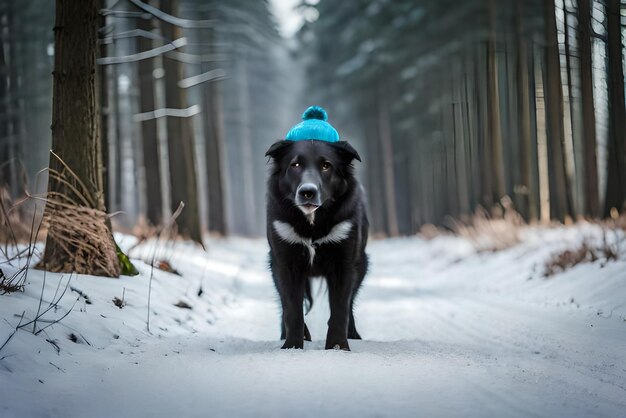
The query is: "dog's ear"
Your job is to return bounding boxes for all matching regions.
[331,141,361,162]
[265,140,293,159]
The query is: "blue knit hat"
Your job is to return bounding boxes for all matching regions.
[285,106,339,142]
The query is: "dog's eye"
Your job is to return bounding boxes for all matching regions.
[290,162,301,169]
[321,161,332,171]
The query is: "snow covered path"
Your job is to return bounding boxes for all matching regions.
[1,225,626,417]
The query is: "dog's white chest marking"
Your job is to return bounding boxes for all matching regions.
[272,220,353,265]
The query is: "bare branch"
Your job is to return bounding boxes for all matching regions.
[133,105,201,122]
[100,28,170,45]
[97,37,187,65]
[178,69,226,88]
[127,0,215,28]
[147,202,185,332]
[165,50,228,64]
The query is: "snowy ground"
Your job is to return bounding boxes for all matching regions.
[1,223,625,418]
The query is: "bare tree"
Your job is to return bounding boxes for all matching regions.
[40,0,120,277]
[577,0,600,217]
[486,0,506,202]
[137,7,163,226]
[604,0,626,215]
[161,0,202,243]
[542,0,573,221]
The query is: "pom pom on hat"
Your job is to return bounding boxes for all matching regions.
[302,106,328,121]
[285,106,339,142]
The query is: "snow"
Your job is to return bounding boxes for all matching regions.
[1,223,626,417]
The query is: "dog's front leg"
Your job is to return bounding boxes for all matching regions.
[325,270,354,350]
[280,272,305,349]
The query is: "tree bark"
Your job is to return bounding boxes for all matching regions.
[161,0,202,243]
[542,0,573,221]
[0,2,20,197]
[0,12,9,191]
[99,0,110,212]
[202,76,228,235]
[486,0,506,202]
[235,43,255,236]
[475,43,493,208]
[515,2,537,221]
[561,2,580,218]
[41,0,120,277]
[604,0,626,215]
[378,78,399,237]
[200,15,227,236]
[363,96,385,235]
[577,0,600,217]
[137,10,163,226]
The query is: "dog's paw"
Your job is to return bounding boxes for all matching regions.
[281,339,304,349]
[325,339,350,351]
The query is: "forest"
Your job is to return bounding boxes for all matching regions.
[1,0,624,244]
[0,1,625,417]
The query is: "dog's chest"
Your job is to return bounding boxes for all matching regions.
[272,220,352,265]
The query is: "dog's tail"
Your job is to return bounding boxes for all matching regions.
[304,278,313,314]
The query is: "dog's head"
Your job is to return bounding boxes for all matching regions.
[265,140,361,217]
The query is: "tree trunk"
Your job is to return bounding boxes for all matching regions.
[363,97,385,235]
[542,0,573,221]
[475,43,493,208]
[40,0,120,277]
[137,11,163,226]
[0,2,20,197]
[201,18,227,236]
[378,78,399,237]
[561,2,580,218]
[99,0,110,212]
[486,0,506,202]
[235,43,255,236]
[577,0,600,217]
[534,42,551,222]
[161,0,202,243]
[452,61,470,217]
[0,13,9,191]
[604,0,626,215]
[202,77,228,235]
[515,2,537,221]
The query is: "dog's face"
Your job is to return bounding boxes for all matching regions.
[266,140,361,217]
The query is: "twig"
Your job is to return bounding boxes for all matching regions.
[70,286,92,304]
[35,295,80,336]
[46,341,61,356]
[48,361,65,372]
[0,192,19,257]
[147,201,184,332]
[0,311,25,353]
[18,274,73,331]
[33,268,47,333]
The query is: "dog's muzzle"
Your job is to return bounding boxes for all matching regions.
[296,183,321,211]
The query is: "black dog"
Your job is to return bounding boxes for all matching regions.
[265,139,368,350]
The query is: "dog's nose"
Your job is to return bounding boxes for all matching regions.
[297,183,318,201]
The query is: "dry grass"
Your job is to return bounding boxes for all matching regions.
[38,200,120,277]
[542,210,624,277]
[543,242,598,277]
[447,196,525,252]
[543,234,619,278]
[0,267,26,294]
[31,152,121,277]
[0,188,35,244]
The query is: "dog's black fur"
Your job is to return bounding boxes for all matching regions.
[265,139,368,350]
